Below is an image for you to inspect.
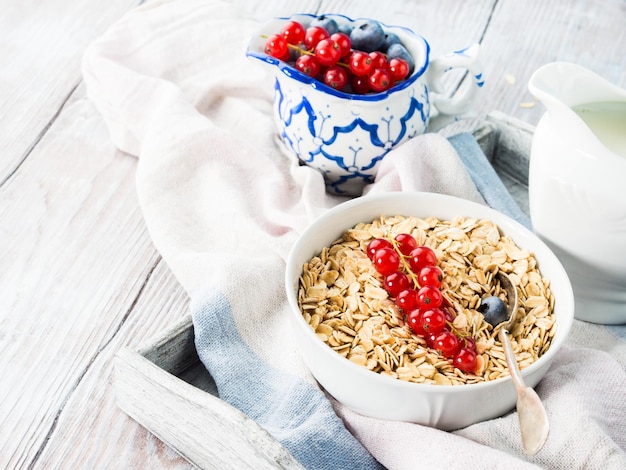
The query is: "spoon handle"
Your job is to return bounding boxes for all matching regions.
[499,328,550,455]
[499,328,525,391]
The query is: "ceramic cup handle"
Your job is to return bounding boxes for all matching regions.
[426,43,483,131]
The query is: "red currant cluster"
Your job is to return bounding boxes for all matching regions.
[366,233,478,374]
[264,20,411,94]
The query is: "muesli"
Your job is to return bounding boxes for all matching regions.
[297,215,556,385]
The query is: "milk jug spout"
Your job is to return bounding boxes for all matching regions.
[529,62,626,108]
[529,62,626,153]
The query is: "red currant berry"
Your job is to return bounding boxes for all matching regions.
[369,51,388,70]
[417,285,443,309]
[352,75,371,94]
[304,26,330,50]
[396,288,419,311]
[388,57,410,81]
[384,271,411,297]
[330,32,352,57]
[394,233,418,256]
[368,68,391,92]
[420,308,447,334]
[425,331,439,348]
[462,336,477,353]
[264,34,289,59]
[409,246,438,273]
[417,265,443,289]
[373,247,400,275]
[433,330,460,358]
[366,238,393,260]
[348,50,374,77]
[280,21,306,45]
[315,38,342,66]
[324,65,348,89]
[406,308,426,335]
[454,348,478,373]
[295,54,321,77]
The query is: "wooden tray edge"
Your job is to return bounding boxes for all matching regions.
[115,323,303,469]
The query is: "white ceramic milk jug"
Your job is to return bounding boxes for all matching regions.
[528,62,626,324]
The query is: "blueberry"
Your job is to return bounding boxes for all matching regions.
[337,22,354,36]
[382,32,401,52]
[386,43,415,75]
[350,19,385,52]
[478,296,509,327]
[310,15,339,35]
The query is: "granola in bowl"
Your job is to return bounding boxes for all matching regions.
[298,215,556,386]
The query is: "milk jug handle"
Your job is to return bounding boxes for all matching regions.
[426,43,483,131]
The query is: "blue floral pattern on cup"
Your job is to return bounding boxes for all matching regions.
[274,72,429,194]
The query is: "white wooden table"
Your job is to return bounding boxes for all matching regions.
[1,0,624,467]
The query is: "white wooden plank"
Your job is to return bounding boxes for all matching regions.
[476,0,626,126]
[32,261,195,468]
[0,90,184,468]
[0,0,139,182]
[1,0,625,467]
[237,0,321,19]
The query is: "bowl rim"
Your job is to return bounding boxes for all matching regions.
[285,191,575,392]
[246,13,431,102]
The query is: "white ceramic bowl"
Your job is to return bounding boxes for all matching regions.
[285,192,574,430]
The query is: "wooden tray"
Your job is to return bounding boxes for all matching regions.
[115,314,303,469]
[115,111,535,469]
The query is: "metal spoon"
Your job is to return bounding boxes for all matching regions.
[496,271,549,455]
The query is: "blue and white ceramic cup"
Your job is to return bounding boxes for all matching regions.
[247,14,483,196]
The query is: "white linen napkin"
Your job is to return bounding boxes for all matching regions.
[82,1,626,469]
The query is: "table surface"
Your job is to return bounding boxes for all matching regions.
[1,0,624,467]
